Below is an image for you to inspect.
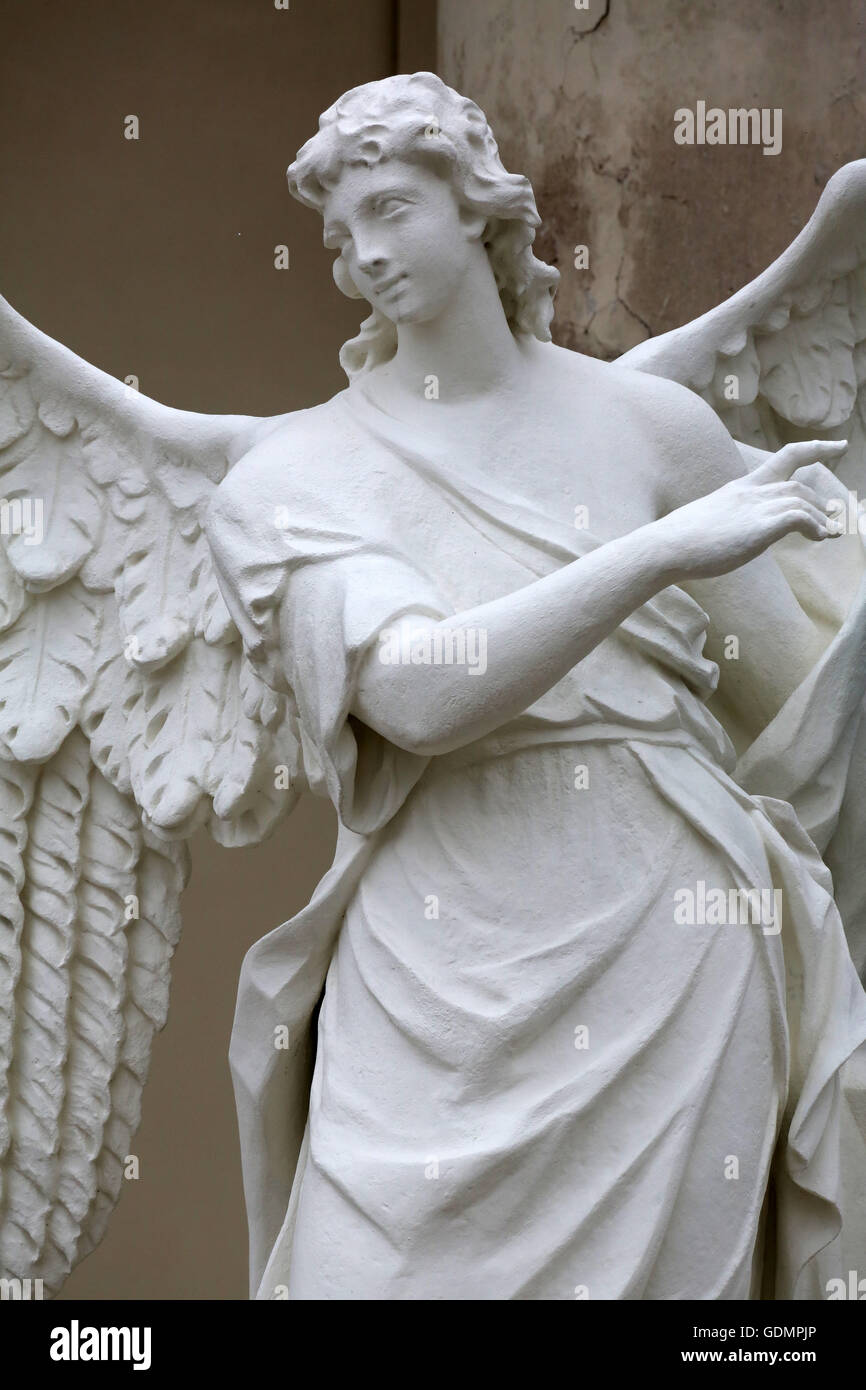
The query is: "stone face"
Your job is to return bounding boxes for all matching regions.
[439,0,866,358]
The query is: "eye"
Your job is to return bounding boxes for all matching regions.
[375,195,408,217]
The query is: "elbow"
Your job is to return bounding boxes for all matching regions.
[354,688,477,760]
[355,652,490,758]
[369,711,462,760]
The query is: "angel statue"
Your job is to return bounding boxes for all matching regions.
[2,71,866,1304]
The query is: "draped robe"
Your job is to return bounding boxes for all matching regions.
[205,378,866,1301]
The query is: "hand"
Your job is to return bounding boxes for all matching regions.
[654,439,848,581]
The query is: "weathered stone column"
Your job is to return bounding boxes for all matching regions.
[439,0,866,357]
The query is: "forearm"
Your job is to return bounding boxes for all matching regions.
[353,523,675,756]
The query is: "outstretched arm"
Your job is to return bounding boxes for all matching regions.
[352,436,845,758]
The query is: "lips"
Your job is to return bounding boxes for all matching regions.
[375,272,407,294]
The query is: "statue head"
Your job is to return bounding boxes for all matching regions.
[288,72,559,380]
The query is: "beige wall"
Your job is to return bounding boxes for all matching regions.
[440,0,866,359]
[0,0,433,1300]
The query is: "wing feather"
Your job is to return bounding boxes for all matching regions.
[0,735,90,1279]
[45,763,140,1284]
[621,160,866,478]
[0,760,36,1190]
[0,291,303,1291]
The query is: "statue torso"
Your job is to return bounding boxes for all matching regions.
[347,339,674,542]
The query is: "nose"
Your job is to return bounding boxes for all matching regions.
[352,233,388,278]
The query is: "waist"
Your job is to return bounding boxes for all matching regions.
[432,722,728,776]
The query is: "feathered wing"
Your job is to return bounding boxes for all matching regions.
[621,159,866,485]
[0,294,304,1292]
[619,159,866,985]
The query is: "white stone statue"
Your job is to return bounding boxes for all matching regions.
[2,72,866,1302]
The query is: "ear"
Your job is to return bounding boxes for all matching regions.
[458,205,488,241]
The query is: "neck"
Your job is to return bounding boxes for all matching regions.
[389,249,523,402]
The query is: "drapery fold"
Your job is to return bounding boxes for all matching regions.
[205,386,866,1299]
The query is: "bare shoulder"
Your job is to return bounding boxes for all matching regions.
[216,395,351,505]
[238,395,348,471]
[541,339,719,430]
[538,342,744,506]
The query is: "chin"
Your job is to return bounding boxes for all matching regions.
[386,301,426,325]
[391,305,426,325]
[391,296,449,326]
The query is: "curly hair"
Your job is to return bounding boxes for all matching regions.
[287,72,559,380]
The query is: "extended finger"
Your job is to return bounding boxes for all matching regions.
[756,439,848,482]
